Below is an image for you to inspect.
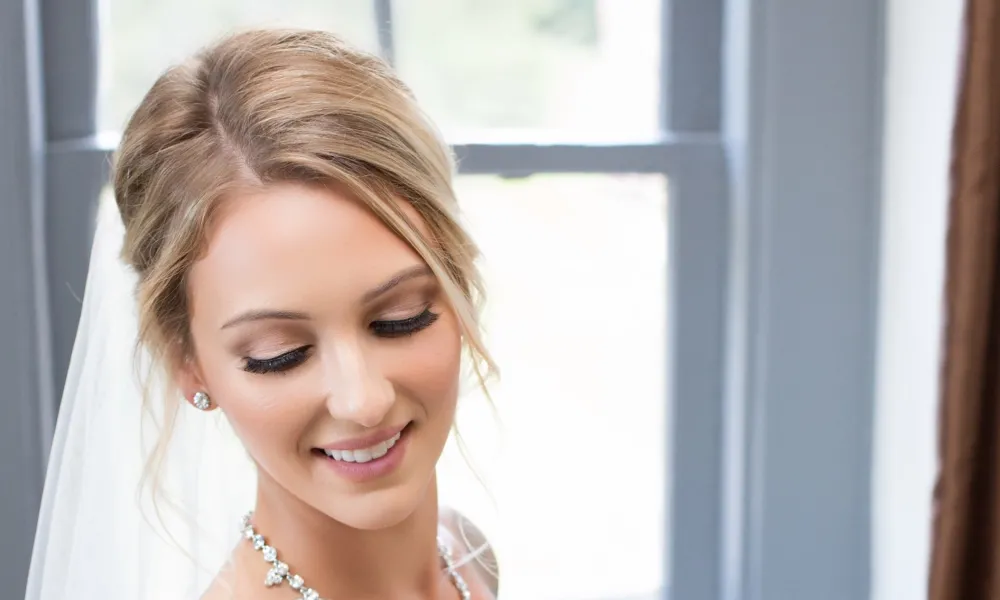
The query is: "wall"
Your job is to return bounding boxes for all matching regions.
[872,0,963,598]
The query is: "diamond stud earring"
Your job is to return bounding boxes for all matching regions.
[192,391,211,411]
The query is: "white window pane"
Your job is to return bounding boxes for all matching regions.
[438,174,669,600]
[100,1,377,131]
[394,1,661,140]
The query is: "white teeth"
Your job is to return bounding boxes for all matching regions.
[323,431,402,463]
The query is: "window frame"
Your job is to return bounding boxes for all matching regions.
[1,1,54,597]
[5,0,887,598]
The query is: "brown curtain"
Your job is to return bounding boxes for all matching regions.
[930,0,1000,598]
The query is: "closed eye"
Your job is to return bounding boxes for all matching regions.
[371,308,439,338]
[243,345,311,374]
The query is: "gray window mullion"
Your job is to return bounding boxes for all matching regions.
[374,0,396,67]
[665,144,729,600]
[41,0,100,141]
[452,138,716,176]
[661,0,724,133]
[96,139,717,177]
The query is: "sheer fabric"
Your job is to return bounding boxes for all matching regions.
[25,197,255,599]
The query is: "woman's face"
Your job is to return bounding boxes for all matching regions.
[181,182,461,530]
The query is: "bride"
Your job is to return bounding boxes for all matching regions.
[26,28,498,600]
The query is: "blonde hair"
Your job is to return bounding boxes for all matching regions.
[113,29,495,504]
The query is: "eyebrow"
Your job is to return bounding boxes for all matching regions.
[221,309,308,330]
[220,265,434,330]
[362,264,433,303]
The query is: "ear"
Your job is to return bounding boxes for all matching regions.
[173,351,214,411]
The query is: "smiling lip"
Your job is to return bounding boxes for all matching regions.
[315,424,411,482]
[318,424,408,451]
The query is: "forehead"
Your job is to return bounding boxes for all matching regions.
[187,183,424,318]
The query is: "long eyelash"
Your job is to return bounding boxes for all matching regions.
[243,346,311,374]
[371,308,440,338]
[241,310,437,373]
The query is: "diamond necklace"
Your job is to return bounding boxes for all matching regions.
[240,511,471,600]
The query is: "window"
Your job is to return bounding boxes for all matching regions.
[99,4,685,598]
[10,0,892,598]
[40,1,732,599]
[439,174,668,599]
[100,0,378,130]
[392,0,660,137]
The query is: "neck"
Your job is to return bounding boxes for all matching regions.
[241,472,444,599]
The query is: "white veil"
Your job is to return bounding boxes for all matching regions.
[25,195,256,599]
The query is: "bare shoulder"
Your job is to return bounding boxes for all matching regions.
[439,507,500,599]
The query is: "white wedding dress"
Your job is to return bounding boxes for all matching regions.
[25,196,257,599]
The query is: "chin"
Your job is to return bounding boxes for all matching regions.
[319,476,435,531]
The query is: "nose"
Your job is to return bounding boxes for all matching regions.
[322,339,395,428]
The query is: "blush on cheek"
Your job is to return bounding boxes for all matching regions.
[419,314,463,396]
[211,371,321,463]
[386,310,463,415]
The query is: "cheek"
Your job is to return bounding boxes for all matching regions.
[385,311,463,414]
[195,346,317,458]
[221,382,311,447]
